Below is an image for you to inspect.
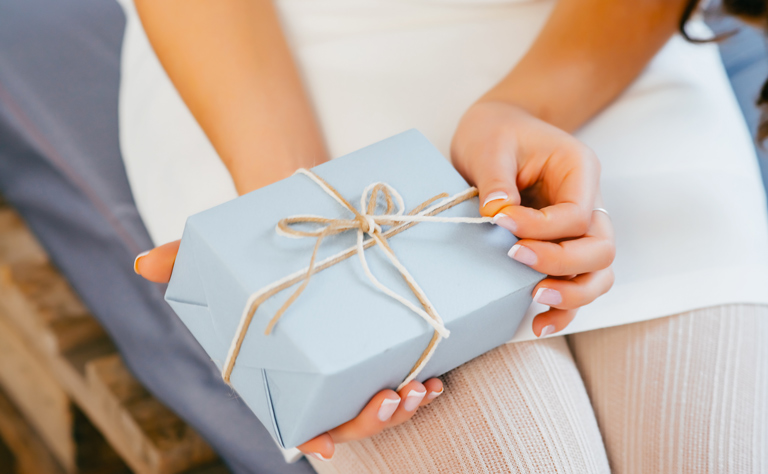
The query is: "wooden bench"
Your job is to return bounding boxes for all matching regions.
[0,202,228,474]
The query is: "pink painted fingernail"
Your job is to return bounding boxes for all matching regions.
[539,324,557,338]
[426,387,444,401]
[310,452,331,461]
[508,244,537,265]
[133,250,150,274]
[492,213,517,233]
[533,288,562,306]
[403,390,426,411]
[483,192,508,208]
[377,397,400,421]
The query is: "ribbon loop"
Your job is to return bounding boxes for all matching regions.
[223,168,492,391]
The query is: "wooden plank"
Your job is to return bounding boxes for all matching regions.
[0,211,105,357]
[71,408,132,474]
[0,211,47,266]
[0,387,131,474]
[0,386,66,474]
[0,316,75,472]
[0,208,218,473]
[0,436,15,473]
[86,356,217,474]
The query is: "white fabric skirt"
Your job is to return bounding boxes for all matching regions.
[116,0,768,342]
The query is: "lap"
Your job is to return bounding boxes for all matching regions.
[311,337,609,474]
[569,304,768,473]
[312,305,768,473]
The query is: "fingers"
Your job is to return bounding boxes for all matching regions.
[133,240,181,283]
[297,433,335,462]
[452,101,600,241]
[475,149,523,217]
[325,378,443,445]
[420,378,444,406]
[325,389,402,445]
[383,380,428,426]
[302,378,444,460]
[507,210,614,276]
[492,147,601,241]
[521,210,614,337]
[509,234,615,276]
[480,189,521,219]
[532,268,615,311]
[532,308,579,337]
[494,201,590,241]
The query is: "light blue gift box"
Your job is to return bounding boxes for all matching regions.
[165,130,543,449]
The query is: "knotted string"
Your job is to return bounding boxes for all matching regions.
[222,168,492,391]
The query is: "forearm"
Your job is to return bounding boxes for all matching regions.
[134,0,327,194]
[483,0,689,132]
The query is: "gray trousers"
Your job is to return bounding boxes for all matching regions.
[0,1,312,472]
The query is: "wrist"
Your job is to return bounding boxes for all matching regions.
[477,85,539,119]
[226,142,329,195]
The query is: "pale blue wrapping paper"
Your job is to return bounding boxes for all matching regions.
[165,130,543,448]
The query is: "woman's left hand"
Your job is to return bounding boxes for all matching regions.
[451,100,615,337]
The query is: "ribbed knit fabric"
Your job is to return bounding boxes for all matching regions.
[311,337,610,473]
[309,305,768,473]
[570,304,768,474]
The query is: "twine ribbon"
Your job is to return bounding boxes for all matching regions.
[222,169,492,391]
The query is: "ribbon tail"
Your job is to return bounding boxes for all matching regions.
[371,232,448,332]
[397,331,442,391]
[355,231,450,338]
[356,229,448,386]
[264,229,329,334]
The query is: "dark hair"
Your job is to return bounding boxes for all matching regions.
[680,0,768,141]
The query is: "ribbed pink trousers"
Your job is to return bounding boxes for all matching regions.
[309,304,768,473]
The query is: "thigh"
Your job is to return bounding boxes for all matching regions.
[569,304,768,474]
[310,337,610,474]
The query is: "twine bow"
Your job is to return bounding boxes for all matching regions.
[223,169,492,391]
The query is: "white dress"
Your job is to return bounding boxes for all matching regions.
[115,0,768,343]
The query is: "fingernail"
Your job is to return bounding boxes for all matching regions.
[426,387,444,401]
[533,288,562,306]
[377,397,400,421]
[482,192,508,208]
[133,250,150,274]
[492,213,517,233]
[309,452,331,462]
[507,244,537,265]
[403,390,426,411]
[539,324,557,338]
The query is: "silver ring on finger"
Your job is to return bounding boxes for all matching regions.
[592,207,610,219]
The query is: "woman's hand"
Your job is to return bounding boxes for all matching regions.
[293,378,444,461]
[451,100,615,337]
[134,242,444,461]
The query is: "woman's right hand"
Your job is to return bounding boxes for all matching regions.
[134,242,445,461]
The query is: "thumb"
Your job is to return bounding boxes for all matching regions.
[133,240,181,283]
[472,153,521,218]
